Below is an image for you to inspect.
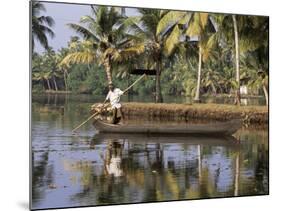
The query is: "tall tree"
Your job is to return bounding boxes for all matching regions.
[32,52,51,90]
[57,47,71,91]
[40,47,62,91]
[132,9,191,102]
[227,15,269,105]
[232,15,241,105]
[186,13,214,102]
[240,16,269,106]
[61,6,144,88]
[31,1,55,51]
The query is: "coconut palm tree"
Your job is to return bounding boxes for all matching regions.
[130,9,191,102]
[167,13,229,99]
[31,1,55,51]
[33,70,52,90]
[240,16,269,105]
[185,12,218,102]
[32,52,51,90]
[41,47,63,91]
[212,14,269,105]
[232,15,241,105]
[60,6,144,88]
[222,15,268,105]
[242,49,269,106]
[56,48,71,91]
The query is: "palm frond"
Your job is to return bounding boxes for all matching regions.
[67,23,99,42]
[164,25,181,56]
[156,11,186,36]
[119,44,145,60]
[186,12,209,37]
[32,1,55,51]
[37,16,55,27]
[60,51,96,67]
[199,12,209,28]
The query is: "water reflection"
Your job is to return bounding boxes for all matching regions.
[31,94,268,210]
[91,134,242,200]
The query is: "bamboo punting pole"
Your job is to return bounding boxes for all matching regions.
[122,74,146,93]
[72,111,100,133]
[71,74,146,133]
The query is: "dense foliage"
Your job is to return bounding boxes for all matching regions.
[31,5,269,105]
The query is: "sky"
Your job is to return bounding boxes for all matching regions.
[34,1,138,53]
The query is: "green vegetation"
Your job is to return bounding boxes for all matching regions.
[31,4,269,105]
[60,6,144,87]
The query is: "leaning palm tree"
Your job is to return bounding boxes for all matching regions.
[40,47,62,91]
[56,48,71,91]
[31,1,55,51]
[33,71,52,90]
[61,6,144,88]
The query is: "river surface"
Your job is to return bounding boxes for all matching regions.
[31,94,268,210]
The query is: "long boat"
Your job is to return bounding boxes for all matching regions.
[92,132,240,147]
[92,119,242,136]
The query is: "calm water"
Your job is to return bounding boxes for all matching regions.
[31,94,268,210]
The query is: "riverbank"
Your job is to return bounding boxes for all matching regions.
[119,102,268,126]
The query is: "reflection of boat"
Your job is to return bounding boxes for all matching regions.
[92,133,240,147]
[92,119,242,136]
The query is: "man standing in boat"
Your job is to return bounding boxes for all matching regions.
[105,83,124,124]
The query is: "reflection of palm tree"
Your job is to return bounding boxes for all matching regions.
[126,141,166,201]
[32,150,53,205]
[255,144,268,193]
[234,152,240,196]
[197,145,202,180]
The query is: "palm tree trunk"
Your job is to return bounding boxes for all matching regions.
[232,15,241,106]
[53,76,58,91]
[194,45,202,102]
[262,85,269,106]
[155,60,163,103]
[41,79,46,91]
[104,57,113,87]
[64,71,68,91]
[127,74,131,102]
[46,79,51,90]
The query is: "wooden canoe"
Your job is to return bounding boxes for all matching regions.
[92,133,240,147]
[93,119,242,136]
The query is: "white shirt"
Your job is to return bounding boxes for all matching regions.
[106,88,124,109]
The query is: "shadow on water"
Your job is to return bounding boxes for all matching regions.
[31,94,268,209]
